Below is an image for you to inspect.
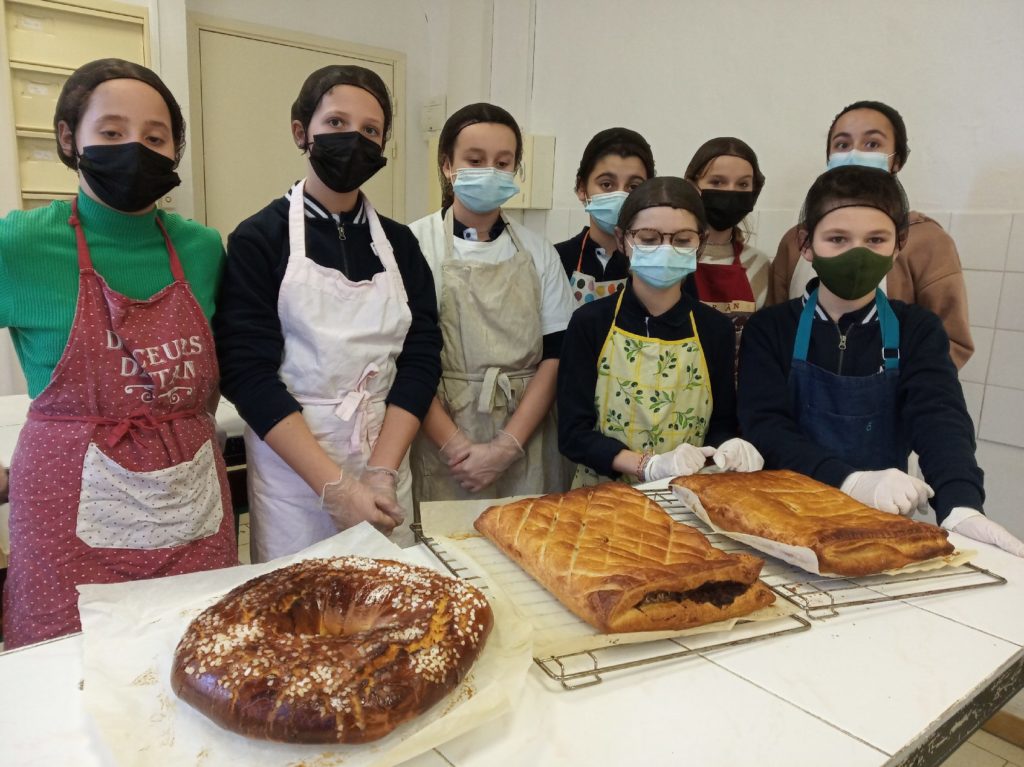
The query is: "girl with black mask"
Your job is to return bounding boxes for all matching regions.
[214,65,442,558]
[1,59,238,648]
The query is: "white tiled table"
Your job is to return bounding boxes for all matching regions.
[1,535,1022,767]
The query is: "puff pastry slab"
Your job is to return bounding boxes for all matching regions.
[473,483,775,633]
[672,470,954,576]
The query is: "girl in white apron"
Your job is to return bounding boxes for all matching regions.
[556,177,764,487]
[555,128,655,310]
[215,66,442,559]
[408,103,574,503]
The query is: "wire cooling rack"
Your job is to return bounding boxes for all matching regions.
[412,486,1004,690]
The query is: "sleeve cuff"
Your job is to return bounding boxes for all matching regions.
[940,506,982,531]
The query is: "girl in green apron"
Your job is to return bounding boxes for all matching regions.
[557,177,763,486]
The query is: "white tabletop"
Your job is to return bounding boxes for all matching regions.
[2,537,1022,767]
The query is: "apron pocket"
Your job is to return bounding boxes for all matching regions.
[76,439,223,550]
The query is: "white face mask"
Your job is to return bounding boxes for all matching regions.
[826,150,892,172]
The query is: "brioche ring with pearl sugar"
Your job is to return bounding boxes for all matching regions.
[171,557,493,743]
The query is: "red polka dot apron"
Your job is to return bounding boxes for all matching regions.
[3,199,237,649]
[568,229,626,309]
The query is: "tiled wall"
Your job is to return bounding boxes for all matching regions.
[520,207,1024,539]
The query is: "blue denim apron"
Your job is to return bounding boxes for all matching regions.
[789,288,906,471]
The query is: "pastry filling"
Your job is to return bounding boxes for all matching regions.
[638,581,750,609]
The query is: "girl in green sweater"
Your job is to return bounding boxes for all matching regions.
[0,58,237,648]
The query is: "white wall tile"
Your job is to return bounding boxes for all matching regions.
[987,330,1024,390]
[975,439,1024,540]
[949,212,1012,271]
[959,327,993,384]
[979,385,1024,448]
[960,380,984,433]
[568,207,589,233]
[963,270,1004,328]
[1007,214,1024,273]
[522,209,548,237]
[918,210,951,230]
[996,272,1024,331]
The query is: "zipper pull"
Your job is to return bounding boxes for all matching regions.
[337,223,346,241]
[835,324,847,350]
[644,316,651,337]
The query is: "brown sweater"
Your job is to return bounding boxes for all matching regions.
[766,212,974,369]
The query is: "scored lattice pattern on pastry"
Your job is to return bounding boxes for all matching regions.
[474,483,775,633]
[672,470,955,576]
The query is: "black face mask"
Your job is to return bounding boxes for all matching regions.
[701,189,756,232]
[77,143,180,212]
[308,131,387,193]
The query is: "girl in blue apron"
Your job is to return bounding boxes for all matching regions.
[738,166,1023,557]
[555,128,655,310]
[558,177,764,486]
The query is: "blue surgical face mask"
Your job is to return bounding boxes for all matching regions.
[584,191,629,235]
[629,244,698,289]
[452,167,520,213]
[827,150,892,172]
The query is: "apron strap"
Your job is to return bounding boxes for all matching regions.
[876,288,900,371]
[731,238,744,263]
[794,288,900,370]
[576,228,591,273]
[287,179,308,258]
[478,366,516,413]
[29,405,201,448]
[793,289,819,363]
[69,197,185,281]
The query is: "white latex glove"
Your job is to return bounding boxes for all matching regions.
[440,428,473,467]
[712,438,765,473]
[841,468,934,516]
[320,469,402,534]
[943,507,1024,558]
[451,430,524,492]
[643,444,716,482]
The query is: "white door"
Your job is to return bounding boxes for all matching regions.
[193,27,402,239]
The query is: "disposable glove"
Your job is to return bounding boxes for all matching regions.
[361,466,406,527]
[440,428,473,467]
[320,469,402,534]
[642,444,716,482]
[841,468,933,516]
[943,507,1024,558]
[712,438,764,473]
[451,430,524,492]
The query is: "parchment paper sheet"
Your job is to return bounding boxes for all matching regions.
[78,522,533,767]
[421,497,800,658]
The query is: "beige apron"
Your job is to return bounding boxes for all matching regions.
[411,211,563,504]
[573,290,714,487]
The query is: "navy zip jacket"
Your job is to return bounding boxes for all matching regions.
[215,193,442,439]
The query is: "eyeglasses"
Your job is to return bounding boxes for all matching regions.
[626,228,701,254]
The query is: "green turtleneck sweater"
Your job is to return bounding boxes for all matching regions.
[0,191,225,397]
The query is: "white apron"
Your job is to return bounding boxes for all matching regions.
[410,211,564,505]
[246,181,413,561]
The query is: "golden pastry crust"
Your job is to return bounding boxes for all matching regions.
[473,483,775,633]
[672,470,955,576]
[171,557,492,744]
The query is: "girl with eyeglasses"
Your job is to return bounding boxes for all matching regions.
[557,177,763,487]
[407,103,574,503]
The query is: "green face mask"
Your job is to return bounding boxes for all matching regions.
[811,246,895,300]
